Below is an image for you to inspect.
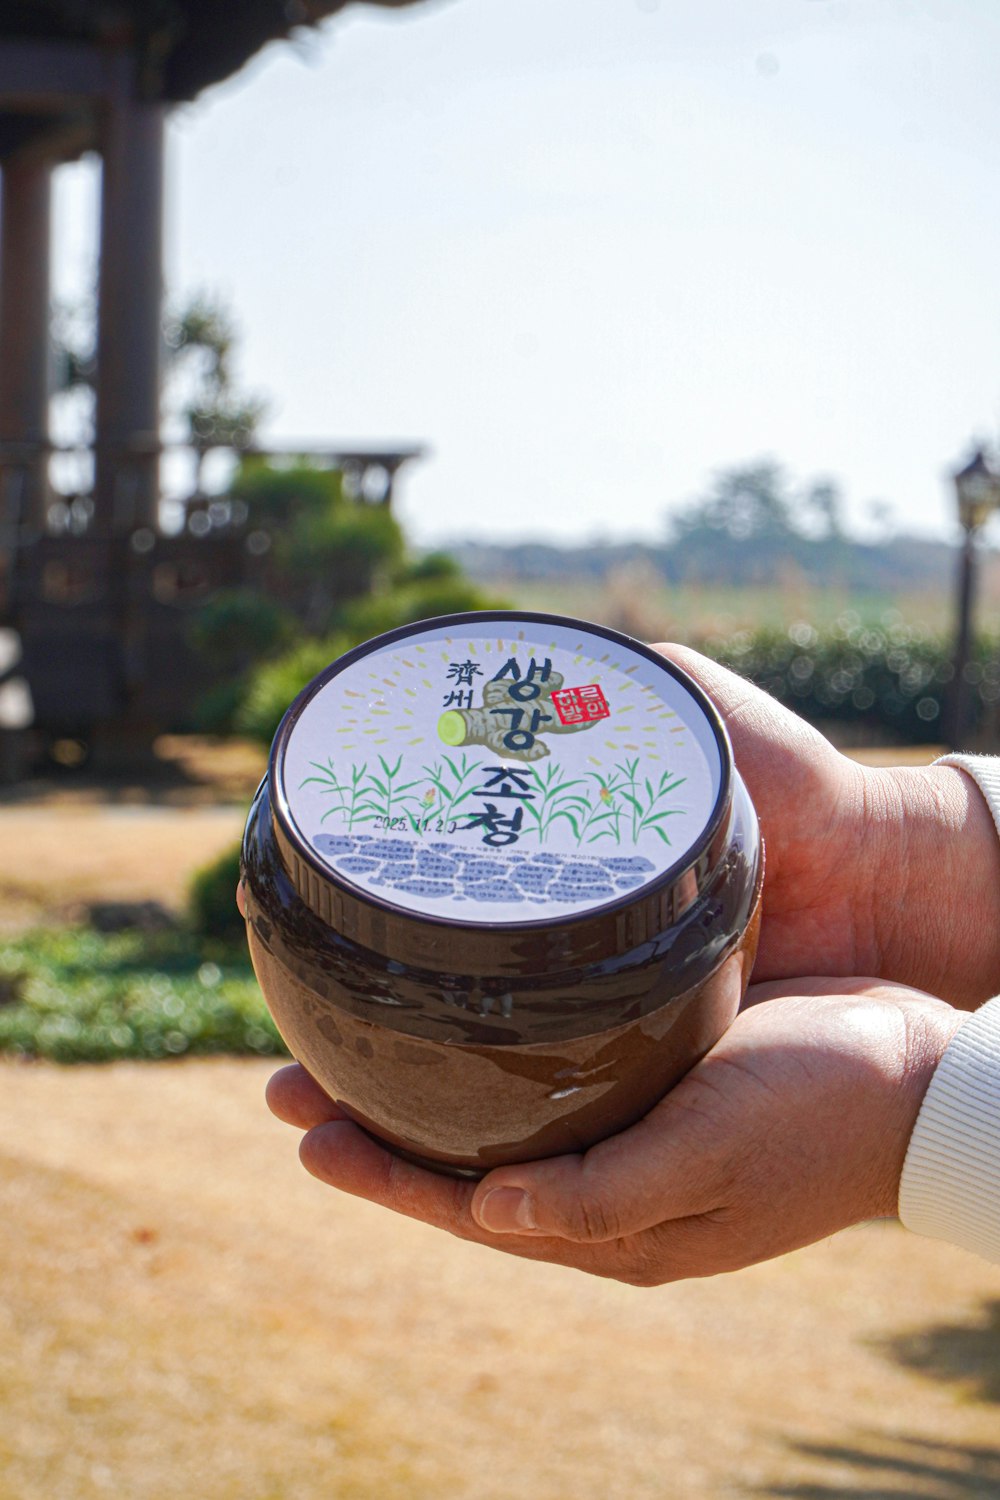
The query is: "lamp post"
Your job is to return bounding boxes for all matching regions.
[946,449,1000,748]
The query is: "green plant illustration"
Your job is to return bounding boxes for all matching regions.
[299,757,351,823]
[300,758,365,828]
[408,753,487,835]
[300,756,423,827]
[574,768,629,847]
[300,754,687,847]
[350,755,423,825]
[521,763,589,844]
[300,754,485,835]
[612,757,688,845]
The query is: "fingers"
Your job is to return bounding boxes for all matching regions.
[742,975,852,1008]
[276,1083,546,1251]
[265,1063,346,1129]
[267,1055,717,1249]
[652,643,763,723]
[281,1074,746,1284]
[264,1066,669,1271]
[471,1102,719,1244]
[296,1117,593,1269]
[653,642,840,776]
[267,1068,523,1248]
[300,1118,479,1232]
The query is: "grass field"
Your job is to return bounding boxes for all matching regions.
[502,578,939,639]
[497,561,1000,646]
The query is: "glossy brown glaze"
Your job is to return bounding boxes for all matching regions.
[242,611,764,1176]
[247,897,760,1174]
[242,771,762,1176]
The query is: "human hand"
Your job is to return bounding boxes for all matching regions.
[656,645,1000,1009]
[236,646,1000,1005]
[265,979,964,1283]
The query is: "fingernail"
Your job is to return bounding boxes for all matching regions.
[477,1187,536,1234]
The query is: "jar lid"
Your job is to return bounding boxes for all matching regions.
[269,611,733,972]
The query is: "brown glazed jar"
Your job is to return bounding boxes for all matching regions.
[241,611,763,1177]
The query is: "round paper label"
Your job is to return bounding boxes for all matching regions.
[279,618,724,924]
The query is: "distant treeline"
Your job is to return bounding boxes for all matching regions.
[449,459,959,595]
[450,532,954,594]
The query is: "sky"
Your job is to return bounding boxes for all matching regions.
[51,0,1000,547]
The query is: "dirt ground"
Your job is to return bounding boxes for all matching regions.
[3,738,999,1499]
[4,1059,1000,1500]
[0,736,264,930]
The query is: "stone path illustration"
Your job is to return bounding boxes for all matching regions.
[313,832,656,906]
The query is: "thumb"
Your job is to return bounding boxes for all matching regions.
[470,1107,721,1243]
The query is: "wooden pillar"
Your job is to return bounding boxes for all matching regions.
[93,51,165,535]
[0,155,52,540]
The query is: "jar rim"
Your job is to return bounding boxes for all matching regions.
[266,610,735,963]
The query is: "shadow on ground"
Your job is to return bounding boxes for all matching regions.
[876,1299,1000,1407]
[760,1433,1000,1499]
[760,1301,1000,1497]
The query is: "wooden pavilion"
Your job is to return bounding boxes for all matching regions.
[0,0,428,767]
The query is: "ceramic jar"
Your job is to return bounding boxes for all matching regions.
[241,612,763,1176]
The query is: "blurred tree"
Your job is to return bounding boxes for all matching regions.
[804,478,844,540]
[51,290,265,456]
[229,481,506,744]
[162,296,266,465]
[868,499,898,539]
[672,460,798,543]
[229,459,406,634]
[235,635,353,746]
[666,461,852,586]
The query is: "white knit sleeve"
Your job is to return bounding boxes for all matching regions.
[897,753,1000,1262]
[898,997,1000,1262]
[937,752,1000,841]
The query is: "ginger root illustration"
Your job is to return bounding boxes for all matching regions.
[437,656,606,763]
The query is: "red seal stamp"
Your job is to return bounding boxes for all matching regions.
[551,683,610,726]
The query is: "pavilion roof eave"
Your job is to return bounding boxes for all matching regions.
[160,0,440,103]
[0,0,439,105]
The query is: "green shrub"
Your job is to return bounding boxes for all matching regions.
[229,458,346,526]
[236,574,508,747]
[700,617,1000,744]
[181,453,501,740]
[236,635,350,746]
[188,588,295,670]
[187,588,298,733]
[341,577,507,642]
[188,841,246,943]
[281,502,404,580]
[400,550,463,584]
[0,927,283,1064]
[191,677,252,737]
[173,413,515,745]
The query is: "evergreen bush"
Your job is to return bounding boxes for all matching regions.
[700,617,1000,744]
[188,457,504,739]
[188,842,247,944]
[235,635,351,746]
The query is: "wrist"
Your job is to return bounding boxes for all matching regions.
[874,994,965,1219]
[863,990,965,1224]
[899,995,1000,1260]
[862,764,1000,1008]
